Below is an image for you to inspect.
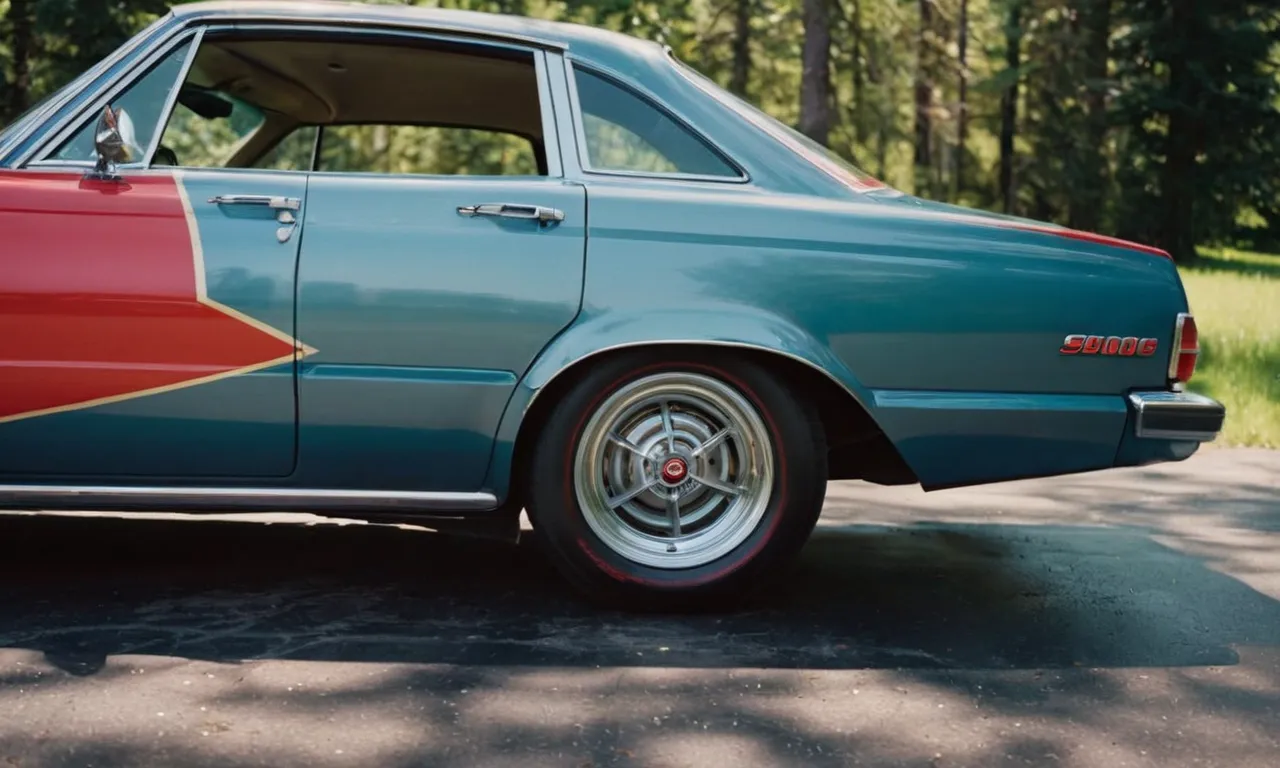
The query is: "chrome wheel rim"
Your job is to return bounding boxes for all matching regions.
[573,372,775,569]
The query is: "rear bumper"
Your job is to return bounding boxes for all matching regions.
[1127,391,1225,442]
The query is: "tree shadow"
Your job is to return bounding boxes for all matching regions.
[2,506,1279,767]
[1,512,1276,676]
[1185,251,1280,280]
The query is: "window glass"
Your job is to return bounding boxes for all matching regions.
[153,89,270,169]
[317,125,539,176]
[668,53,890,191]
[253,126,319,172]
[572,67,739,178]
[48,39,193,164]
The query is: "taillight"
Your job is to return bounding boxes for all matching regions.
[1169,313,1199,386]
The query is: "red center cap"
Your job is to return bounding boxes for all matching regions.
[661,457,688,483]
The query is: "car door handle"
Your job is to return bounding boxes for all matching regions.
[208,194,301,211]
[457,203,565,223]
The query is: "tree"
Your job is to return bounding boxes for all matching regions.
[799,0,833,145]
[1113,0,1280,260]
[954,0,969,199]
[2,0,1278,254]
[1072,0,1112,234]
[914,0,935,195]
[2,0,33,122]
[730,0,752,96]
[998,0,1022,214]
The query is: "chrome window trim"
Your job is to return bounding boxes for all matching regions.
[18,26,200,168]
[0,485,499,513]
[169,7,571,51]
[563,57,751,185]
[143,26,205,168]
[0,14,171,162]
[22,162,314,180]
[545,51,584,178]
[534,50,564,178]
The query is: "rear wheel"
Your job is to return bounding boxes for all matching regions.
[526,351,827,609]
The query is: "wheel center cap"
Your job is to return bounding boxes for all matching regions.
[660,457,688,484]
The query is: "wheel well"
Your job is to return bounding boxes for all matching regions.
[507,345,918,509]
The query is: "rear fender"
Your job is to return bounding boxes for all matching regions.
[482,307,882,500]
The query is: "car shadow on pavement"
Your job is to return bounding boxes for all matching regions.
[1,511,1277,677]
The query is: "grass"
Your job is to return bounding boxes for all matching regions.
[1180,246,1280,449]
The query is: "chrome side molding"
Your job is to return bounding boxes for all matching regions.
[0,485,498,514]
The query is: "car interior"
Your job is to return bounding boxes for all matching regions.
[153,33,549,175]
[45,27,741,180]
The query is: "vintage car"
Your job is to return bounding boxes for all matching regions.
[0,0,1225,607]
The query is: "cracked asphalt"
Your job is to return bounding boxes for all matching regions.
[0,448,1277,767]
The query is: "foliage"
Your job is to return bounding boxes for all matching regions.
[4,0,1278,260]
[1183,247,1280,448]
[1,0,1277,447]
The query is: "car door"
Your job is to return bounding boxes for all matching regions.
[287,42,586,493]
[0,32,306,479]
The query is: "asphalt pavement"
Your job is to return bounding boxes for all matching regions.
[0,448,1276,768]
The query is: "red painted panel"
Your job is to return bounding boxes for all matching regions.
[0,170,297,422]
[999,221,1173,260]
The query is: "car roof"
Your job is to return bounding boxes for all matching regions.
[170,0,663,58]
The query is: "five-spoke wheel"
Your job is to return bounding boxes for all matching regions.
[574,372,773,569]
[527,351,827,608]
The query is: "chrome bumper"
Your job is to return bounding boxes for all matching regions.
[1128,391,1226,442]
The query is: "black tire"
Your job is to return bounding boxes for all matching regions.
[526,350,827,610]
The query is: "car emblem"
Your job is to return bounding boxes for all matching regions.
[1060,335,1159,357]
[661,457,688,483]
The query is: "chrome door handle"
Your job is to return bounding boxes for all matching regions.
[457,203,565,224]
[208,194,301,211]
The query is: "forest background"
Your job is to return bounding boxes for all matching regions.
[2,0,1277,445]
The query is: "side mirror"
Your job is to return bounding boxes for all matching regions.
[88,105,132,180]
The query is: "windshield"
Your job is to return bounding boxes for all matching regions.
[667,51,892,194]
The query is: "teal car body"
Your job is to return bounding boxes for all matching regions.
[0,0,1224,541]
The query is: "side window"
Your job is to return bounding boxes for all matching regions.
[48,39,193,163]
[252,126,319,172]
[572,66,740,178]
[317,126,539,176]
[123,32,548,176]
[153,89,276,169]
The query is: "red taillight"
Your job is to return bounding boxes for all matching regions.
[1169,313,1199,385]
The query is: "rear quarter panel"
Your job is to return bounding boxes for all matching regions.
[580,181,1185,394]
[562,179,1188,488]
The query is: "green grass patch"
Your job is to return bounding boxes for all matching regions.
[1180,246,1280,448]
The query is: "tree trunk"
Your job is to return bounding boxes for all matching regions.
[851,0,864,145]
[999,0,1023,214]
[914,0,934,195]
[1071,0,1111,233]
[730,0,752,97]
[799,0,832,145]
[954,0,968,199]
[862,7,888,179]
[6,0,34,122]
[1160,0,1197,262]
